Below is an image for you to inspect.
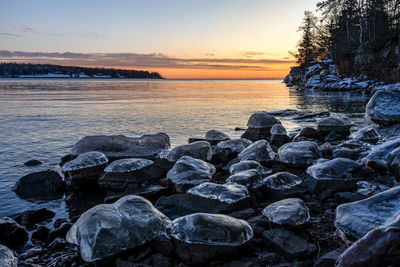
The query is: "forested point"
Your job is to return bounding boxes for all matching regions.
[0,63,163,79]
[293,0,400,82]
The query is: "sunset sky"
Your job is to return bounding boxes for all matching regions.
[0,0,318,79]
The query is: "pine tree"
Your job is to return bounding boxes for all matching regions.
[294,11,319,65]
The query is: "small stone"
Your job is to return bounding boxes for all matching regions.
[278,141,320,167]
[255,172,304,201]
[237,140,275,163]
[350,126,379,144]
[24,159,42,166]
[205,130,230,145]
[31,225,50,242]
[10,208,55,229]
[262,198,310,227]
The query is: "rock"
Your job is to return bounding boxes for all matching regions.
[0,245,17,267]
[270,124,291,147]
[350,126,379,144]
[31,225,50,242]
[293,128,321,142]
[262,228,312,259]
[277,141,320,167]
[167,156,215,192]
[98,158,163,192]
[10,208,55,229]
[335,186,400,238]
[356,181,389,198]
[332,148,358,160]
[47,222,72,243]
[212,139,252,164]
[70,133,170,160]
[171,213,254,264]
[229,160,266,175]
[366,90,400,125]
[313,248,345,267]
[13,170,64,200]
[237,140,275,163]
[66,195,171,262]
[386,147,400,181]
[364,138,400,164]
[270,124,287,135]
[254,172,304,201]
[166,141,212,162]
[0,217,28,248]
[205,130,230,145]
[262,198,310,227]
[241,112,281,141]
[23,159,42,166]
[317,117,352,137]
[226,169,261,188]
[151,253,171,267]
[61,151,108,190]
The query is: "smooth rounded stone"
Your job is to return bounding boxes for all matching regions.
[0,217,28,248]
[277,141,320,167]
[171,213,254,264]
[205,130,230,145]
[61,151,108,189]
[241,112,281,141]
[363,138,400,164]
[0,245,17,267]
[237,140,275,163]
[270,124,287,135]
[262,198,310,227]
[212,139,252,164]
[255,172,304,201]
[335,186,400,238]
[167,156,215,193]
[166,141,212,162]
[66,195,171,262]
[98,158,163,192]
[270,124,291,148]
[23,159,42,166]
[350,126,380,144]
[226,169,261,188]
[188,182,250,205]
[305,158,362,193]
[70,133,171,160]
[13,169,64,200]
[317,116,352,136]
[293,127,321,141]
[386,147,400,181]
[332,147,358,160]
[229,160,265,175]
[366,90,400,125]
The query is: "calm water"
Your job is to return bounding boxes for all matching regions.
[0,79,369,217]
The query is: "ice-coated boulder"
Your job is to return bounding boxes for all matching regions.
[237,140,275,163]
[366,90,400,125]
[70,133,170,160]
[270,124,291,147]
[212,138,252,164]
[363,138,400,164]
[277,141,320,167]
[188,182,250,205]
[350,126,379,144]
[205,130,230,145]
[166,141,212,162]
[229,160,265,175]
[386,147,400,181]
[226,169,261,188]
[317,117,352,137]
[66,195,171,262]
[293,127,321,142]
[255,172,304,201]
[0,217,28,249]
[262,198,310,227]
[171,213,254,264]
[61,151,108,189]
[0,245,17,267]
[241,111,281,141]
[305,158,362,193]
[335,186,400,238]
[167,156,215,192]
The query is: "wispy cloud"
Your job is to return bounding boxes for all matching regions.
[0,25,103,39]
[241,51,265,58]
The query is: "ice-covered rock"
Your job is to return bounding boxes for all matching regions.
[237,140,275,163]
[293,127,321,142]
[166,141,212,162]
[212,138,252,164]
[66,195,171,262]
[226,169,261,188]
[241,112,281,141]
[171,213,254,264]
[366,90,400,125]
[0,245,17,267]
[188,182,250,205]
[270,124,291,147]
[262,198,310,227]
[229,160,266,175]
[363,138,400,164]
[305,75,324,88]
[98,158,163,192]
[317,117,352,137]
[278,141,320,167]
[386,147,400,181]
[61,151,108,189]
[350,126,380,144]
[205,130,230,145]
[167,156,215,192]
[270,124,287,135]
[356,181,389,198]
[70,133,170,160]
[255,172,304,201]
[305,158,362,193]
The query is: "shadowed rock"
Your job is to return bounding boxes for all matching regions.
[270,124,291,147]
[229,160,266,175]
[386,147,400,181]
[166,141,212,162]
[350,125,379,144]
[317,116,352,137]
[366,90,400,125]
[0,217,28,249]
[364,138,400,164]
[241,112,281,141]
[212,138,252,164]
[226,169,261,188]
[205,130,230,145]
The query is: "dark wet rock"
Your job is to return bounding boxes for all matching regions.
[212,138,252,164]
[317,117,352,137]
[13,169,64,200]
[229,208,256,220]
[241,112,281,141]
[262,228,313,259]
[205,130,230,145]
[151,253,171,267]
[98,158,163,192]
[18,246,42,261]
[356,181,389,198]
[262,198,310,227]
[31,225,50,242]
[167,156,215,193]
[226,169,261,188]
[305,158,363,193]
[229,160,266,175]
[24,159,42,167]
[332,147,358,160]
[48,237,68,251]
[61,151,108,190]
[255,172,304,201]
[335,192,364,204]
[366,90,400,125]
[47,222,72,243]
[166,141,212,163]
[53,218,68,229]
[313,247,345,267]
[0,244,17,267]
[350,126,380,144]
[319,142,334,159]
[386,147,400,181]
[10,208,55,229]
[0,217,28,248]
[293,127,321,142]
[335,186,400,238]
[171,213,254,264]
[270,124,291,147]
[277,141,320,167]
[364,137,400,164]
[237,140,275,163]
[70,133,170,160]
[66,195,171,262]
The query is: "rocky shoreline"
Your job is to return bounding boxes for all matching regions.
[2,89,400,266]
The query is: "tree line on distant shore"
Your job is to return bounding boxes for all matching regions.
[0,63,163,79]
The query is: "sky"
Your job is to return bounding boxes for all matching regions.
[0,0,318,79]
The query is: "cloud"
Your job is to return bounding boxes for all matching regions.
[0,50,294,71]
[0,25,102,39]
[241,51,265,58]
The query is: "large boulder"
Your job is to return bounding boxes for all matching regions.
[363,138,400,164]
[70,133,170,160]
[241,112,281,141]
[66,195,171,262]
[293,127,321,142]
[205,130,230,145]
[0,245,17,267]
[335,186,400,238]
[262,198,310,227]
[167,156,215,192]
[254,172,304,201]
[0,217,28,248]
[386,147,400,181]
[229,160,266,175]
[366,90,400,125]
[237,140,276,164]
[166,141,212,162]
[171,213,253,264]
[277,141,320,167]
[61,151,108,190]
[226,169,261,189]
[13,170,65,200]
[305,158,363,193]
[350,126,380,144]
[212,139,252,164]
[317,117,352,137]
[270,124,291,147]
[98,158,163,192]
